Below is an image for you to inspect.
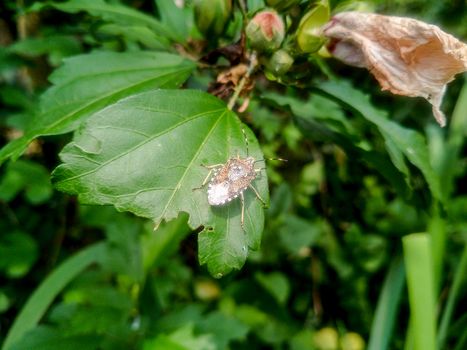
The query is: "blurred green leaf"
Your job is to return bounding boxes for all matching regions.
[279,215,322,255]
[156,0,190,43]
[255,272,290,305]
[296,160,324,207]
[268,182,293,219]
[144,324,215,350]
[197,311,249,349]
[8,35,81,65]
[2,243,106,350]
[0,51,195,165]
[102,215,145,282]
[8,326,102,350]
[314,80,442,203]
[438,244,467,349]
[289,329,315,350]
[0,160,52,204]
[154,304,205,333]
[142,213,191,271]
[97,24,169,50]
[0,291,10,313]
[0,231,38,277]
[261,92,356,136]
[0,85,36,110]
[235,304,291,344]
[368,258,405,350]
[30,0,176,42]
[250,99,283,141]
[267,91,411,198]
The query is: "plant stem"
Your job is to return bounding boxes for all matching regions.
[227,52,257,110]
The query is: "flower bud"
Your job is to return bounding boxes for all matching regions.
[194,279,220,301]
[266,0,300,12]
[314,327,339,350]
[246,10,285,52]
[341,332,365,350]
[267,49,294,76]
[194,0,232,38]
[296,2,330,53]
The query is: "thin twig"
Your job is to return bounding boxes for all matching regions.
[227,52,257,110]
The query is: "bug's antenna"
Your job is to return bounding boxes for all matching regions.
[241,127,250,157]
[254,157,287,163]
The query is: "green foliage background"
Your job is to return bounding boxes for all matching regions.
[0,0,465,349]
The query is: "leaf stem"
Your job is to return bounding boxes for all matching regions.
[227,52,257,110]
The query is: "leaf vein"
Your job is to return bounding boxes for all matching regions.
[156,109,229,223]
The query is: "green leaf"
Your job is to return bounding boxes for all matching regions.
[0,51,195,165]
[402,233,437,350]
[97,24,170,50]
[154,304,205,333]
[8,35,81,65]
[30,0,176,42]
[235,305,291,344]
[438,244,467,349]
[51,90,268,277]
[144,324,215,350]
[0,160,52,204]
[142,214,191,271]
[255,272,290,305]
[367,258,405,350]
[0,231,38,278]
[289,329,315,350]
[2,242,106,350]
[156,0,190,43]
[264,91,411,198]
[313,80,442,203]
[197,311,249,349]
[0,291,10,313]
[279,215,322,255]
[8,326,102,350]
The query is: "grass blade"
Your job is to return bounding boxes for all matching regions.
[403,233,437,350]
[367,257,405,350]
[2,242,106,350]
[438,243,467,349]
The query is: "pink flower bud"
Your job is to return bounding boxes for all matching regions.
[246,10,285,52]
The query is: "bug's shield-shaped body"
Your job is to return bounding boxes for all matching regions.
[207,156,256,206]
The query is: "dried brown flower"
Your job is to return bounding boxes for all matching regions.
[322,11,467,126]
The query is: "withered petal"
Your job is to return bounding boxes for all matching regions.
[323,12,467,126]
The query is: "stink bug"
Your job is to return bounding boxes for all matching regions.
[196,153,265,230]
[195,129,285,229]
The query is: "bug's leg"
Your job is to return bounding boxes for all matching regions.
[249,184,266,207]
[192,169,214,191]
[201,163,224,169]
[240,192,245,231]
[255,168,265,178]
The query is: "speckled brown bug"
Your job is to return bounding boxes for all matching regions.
[195,129,285,229]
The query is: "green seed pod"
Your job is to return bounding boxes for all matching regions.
[296,1,330,53]
[246,10,285,52]
[267,49,294,76]
[266,0,300,12]
[194,0,232,38]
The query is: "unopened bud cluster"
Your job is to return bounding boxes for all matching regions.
[246,10,294,76]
